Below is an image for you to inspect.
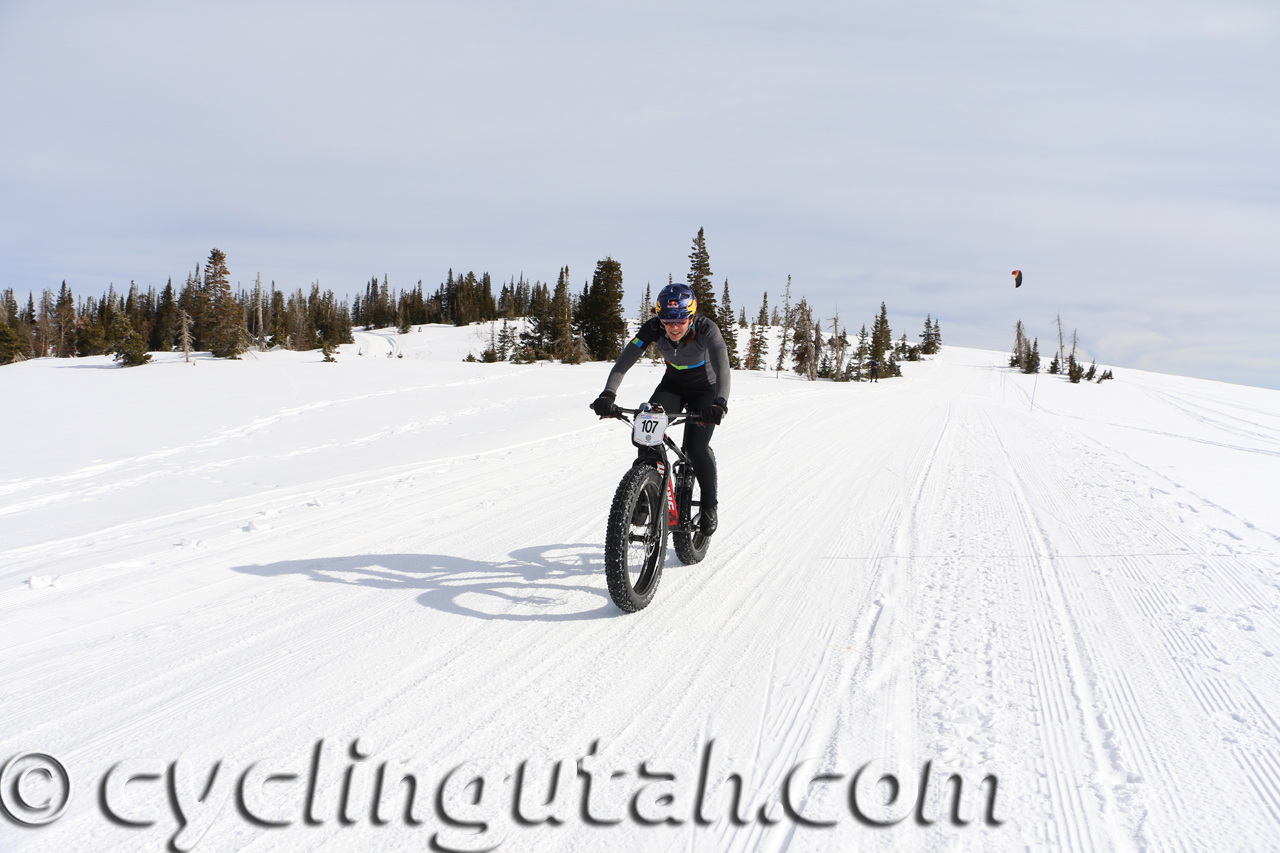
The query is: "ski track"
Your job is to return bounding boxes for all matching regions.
[3,341,1279,852]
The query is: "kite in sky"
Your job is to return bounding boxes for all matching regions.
[1012,269,1022,288]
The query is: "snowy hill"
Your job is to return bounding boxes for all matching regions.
[3,327,1280,852]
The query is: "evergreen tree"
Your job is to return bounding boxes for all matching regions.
[0,321,20,365]
[870,302,892,368]
[920,314,940,355]
[18,292,36,357]
[742,324,761,370]
[637,281,659,362]
[294,288,315,348]
[2,288,18,332]
[791,299,818,380]
[562,331,588,365]
[152,280,179,352]
[497,320,516,360]
[75,307,105,356]
[178,266,207,348]
[744,319,769,370]
[686,227,717,319]
[885,348,902,377]
[757,292,769,326]
[518,280,554,358]
[853,324,869,381]
[203,248,247,358]
[580,257,628,360]
[105,301,131,355]
[305,283,353,347]
[1026,338,1040,374]
[550,266,575,359]
[54,282,75,356]
[716,279,741,369]
[113,329,152,366]
[268,290,288,347]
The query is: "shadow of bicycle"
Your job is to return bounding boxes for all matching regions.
[230,543,627,622]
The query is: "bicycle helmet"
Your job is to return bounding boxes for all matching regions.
[655,283,697,320]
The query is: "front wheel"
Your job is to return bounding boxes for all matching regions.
[604,463,667,612]
[673,450,713,565]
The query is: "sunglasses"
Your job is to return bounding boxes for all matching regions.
[661,318,691,327]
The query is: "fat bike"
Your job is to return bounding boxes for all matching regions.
[602,404,713,613]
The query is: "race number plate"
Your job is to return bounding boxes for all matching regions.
[633,410,669,446]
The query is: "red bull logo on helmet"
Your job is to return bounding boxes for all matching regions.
[654,286,696,318]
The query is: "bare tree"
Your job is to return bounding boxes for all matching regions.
[830,307,848,381]
[1055,312,1065,371]
[179,309,194,363]
[1011,320,1029,372]
[36,289,56,357]
[774,275,794,373]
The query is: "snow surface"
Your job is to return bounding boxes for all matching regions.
[3,324,1280,852]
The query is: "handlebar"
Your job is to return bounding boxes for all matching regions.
[609,405,706,428]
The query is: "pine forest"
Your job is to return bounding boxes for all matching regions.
[0,232,1101,385]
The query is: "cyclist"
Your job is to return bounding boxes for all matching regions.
[590,282,730,536]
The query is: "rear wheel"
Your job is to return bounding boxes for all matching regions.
[604,463,667,612]
[673,450,713,565]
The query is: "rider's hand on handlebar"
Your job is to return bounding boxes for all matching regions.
[701,397,728,425]
[590,390,617,418]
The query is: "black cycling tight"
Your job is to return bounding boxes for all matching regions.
[647,387,718,508]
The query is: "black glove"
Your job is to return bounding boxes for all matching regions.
[701,397,728,425]
[590,390,616,418]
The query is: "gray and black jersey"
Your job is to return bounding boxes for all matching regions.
[603,315,731,401]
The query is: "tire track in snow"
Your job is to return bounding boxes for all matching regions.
[978,401,1280,851]
[1045,449,1280,847]
[1140,387,1280,448]
[0,413,621,593]
[982,406,1132,853]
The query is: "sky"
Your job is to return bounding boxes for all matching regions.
[1,0,1277,387]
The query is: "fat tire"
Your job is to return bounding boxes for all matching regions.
[673,447,714,565]
[604,463,667,612]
